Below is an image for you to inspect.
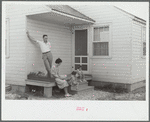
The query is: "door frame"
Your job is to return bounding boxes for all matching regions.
[72,25,90,74]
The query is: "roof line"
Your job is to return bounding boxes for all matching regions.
[51,9,95,24]
[50,8,95,22]
[114,6,146,22]
[133,19,146,25]
[66,5,95,22]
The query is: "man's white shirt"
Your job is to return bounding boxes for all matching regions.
[36,40,51,53]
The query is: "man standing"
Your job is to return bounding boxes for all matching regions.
[26,31,53,78]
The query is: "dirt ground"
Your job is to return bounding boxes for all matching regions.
[5,86,146,100]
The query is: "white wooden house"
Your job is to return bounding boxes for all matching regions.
[5,4,146,93]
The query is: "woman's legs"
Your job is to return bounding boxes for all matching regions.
[64,87,68,94]
[55,78,72,97]
[64,87,72,97]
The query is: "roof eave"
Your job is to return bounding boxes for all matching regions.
[45,5,95,24]
[51,9,95,24]
[113,6,146,22]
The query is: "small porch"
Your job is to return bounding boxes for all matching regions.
[24,5,95,98]
[26,5,95,76]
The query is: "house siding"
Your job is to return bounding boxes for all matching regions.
[71,5,132,84]
[26,18,72,77]
[131,20,146,83]
[5,4,51,86]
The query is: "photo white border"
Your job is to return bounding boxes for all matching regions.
[2,1,149,121]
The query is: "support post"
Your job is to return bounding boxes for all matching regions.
[44,87,52,98]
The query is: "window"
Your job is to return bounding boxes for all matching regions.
[93,25,110,57]
[5,18,9,58]
[142,26,146,57]
[143,42,146,56]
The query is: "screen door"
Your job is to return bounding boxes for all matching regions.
[74,29,89,73]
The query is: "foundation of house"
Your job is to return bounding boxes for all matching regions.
[10,85,26,93]
[89,80,146,92]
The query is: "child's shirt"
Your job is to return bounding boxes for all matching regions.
[68,75,78,86]
[77,69,83,75]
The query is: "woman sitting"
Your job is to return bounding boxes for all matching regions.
[51,58,72,97]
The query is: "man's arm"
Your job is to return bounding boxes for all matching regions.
[26,31,38,43]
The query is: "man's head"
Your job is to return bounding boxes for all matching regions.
[43,35,48,43]
[55,58,62,66]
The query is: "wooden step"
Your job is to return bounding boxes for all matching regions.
[84,74,92,76]
[84,74,92,80]
[71,82,88,90]
[71,85,94,92]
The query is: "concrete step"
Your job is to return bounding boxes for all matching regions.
[71,85,94,92]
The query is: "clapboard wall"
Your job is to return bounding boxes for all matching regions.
[71,5,133,84]
[131,20,146,83]
[5,4,72,86]
[26,17,72,76]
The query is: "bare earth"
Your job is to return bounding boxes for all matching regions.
[5,86,145,101]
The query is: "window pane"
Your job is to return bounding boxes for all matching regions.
[94,48,100,56]
[93,42,109,56]
[143,42,146,56]
[82,57,87,63]
[94,27,109,42]
[82,65,87,71]
[75,57,80,63]
[100,32,109,42]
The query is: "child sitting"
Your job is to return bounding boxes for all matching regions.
[77,65,87,83]
[67,71,79,90]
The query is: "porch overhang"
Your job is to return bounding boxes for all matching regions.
[27,6,95,26]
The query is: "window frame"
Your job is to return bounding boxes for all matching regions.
[92,23,112,59]
[141,25,146,59]
[5,18,10,58]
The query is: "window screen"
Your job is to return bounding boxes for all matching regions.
[93,26,109,56]
[93,42,109,56]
